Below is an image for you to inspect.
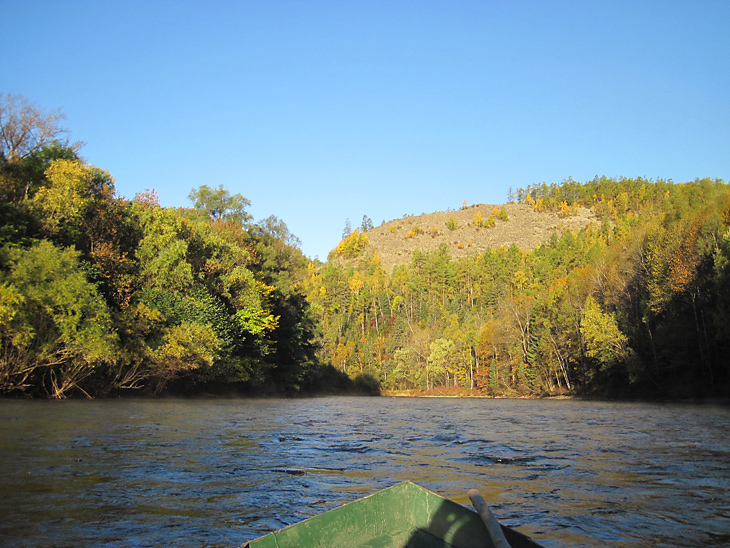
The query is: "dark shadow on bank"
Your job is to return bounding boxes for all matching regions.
[143,364,382,398]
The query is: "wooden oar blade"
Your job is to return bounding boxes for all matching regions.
[468,489,512,548]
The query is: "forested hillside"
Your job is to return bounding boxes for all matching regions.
[2,94,729,399]
[306,176,730,399]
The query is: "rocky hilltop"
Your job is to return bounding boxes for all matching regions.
[360,202,598,272]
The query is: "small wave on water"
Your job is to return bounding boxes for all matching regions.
[329,442,372,453]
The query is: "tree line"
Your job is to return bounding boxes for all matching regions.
[2,93,728,399]
[305,175,730,398]
[0,93,363,398]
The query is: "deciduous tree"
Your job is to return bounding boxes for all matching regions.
[188,184,252,225]
[0,241,117,397]
[580,295,629,372]
[0,94,80,161]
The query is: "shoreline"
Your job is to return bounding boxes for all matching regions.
[381,388,574,399]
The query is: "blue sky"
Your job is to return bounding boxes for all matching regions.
[2,1,728,260]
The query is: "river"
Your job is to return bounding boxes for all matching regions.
[0,397,728,548]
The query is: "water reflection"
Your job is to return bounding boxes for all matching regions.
[0,398,728,547]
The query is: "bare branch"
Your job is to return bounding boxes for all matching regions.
[0,93,75,160]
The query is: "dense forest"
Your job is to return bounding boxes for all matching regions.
[0,94,360,398]
[1,94,729,399]
[309,176,730,399]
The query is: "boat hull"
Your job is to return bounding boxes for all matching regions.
[243,482,543,548]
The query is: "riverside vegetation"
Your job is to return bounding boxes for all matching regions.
[1,94,729,399]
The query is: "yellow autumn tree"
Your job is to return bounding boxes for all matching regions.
[333,229,369,258]
[580,296,629,371]
[31,159,113,232]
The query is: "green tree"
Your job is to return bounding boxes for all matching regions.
[0,143,80,205]
[428,337,455,389]
[135,205,196,291]
[0,241,117,397]
[149,321,221,394]
[263,289,319,390]
[248,215,305,293]
[30,159,113,234]
[188,184,252,224]
[132,202,280,390]
[360,215,373,232]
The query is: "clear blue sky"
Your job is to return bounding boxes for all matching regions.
[2,1,728,260]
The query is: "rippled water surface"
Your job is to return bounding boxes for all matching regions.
[1,397,729,547]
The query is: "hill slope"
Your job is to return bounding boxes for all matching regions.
[361,203,598,272]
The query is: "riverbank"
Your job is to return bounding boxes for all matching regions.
[382,386,573,398]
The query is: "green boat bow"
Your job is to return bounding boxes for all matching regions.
[242,482,544,548]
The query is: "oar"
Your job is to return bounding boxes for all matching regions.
[468,489,512,548]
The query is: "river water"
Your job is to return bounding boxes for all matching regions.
[0,397,728,548]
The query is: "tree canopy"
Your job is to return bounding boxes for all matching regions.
[188,184,252,225]
[2,95,728,400]
[0,96,342,397]
[304,176,730,399]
